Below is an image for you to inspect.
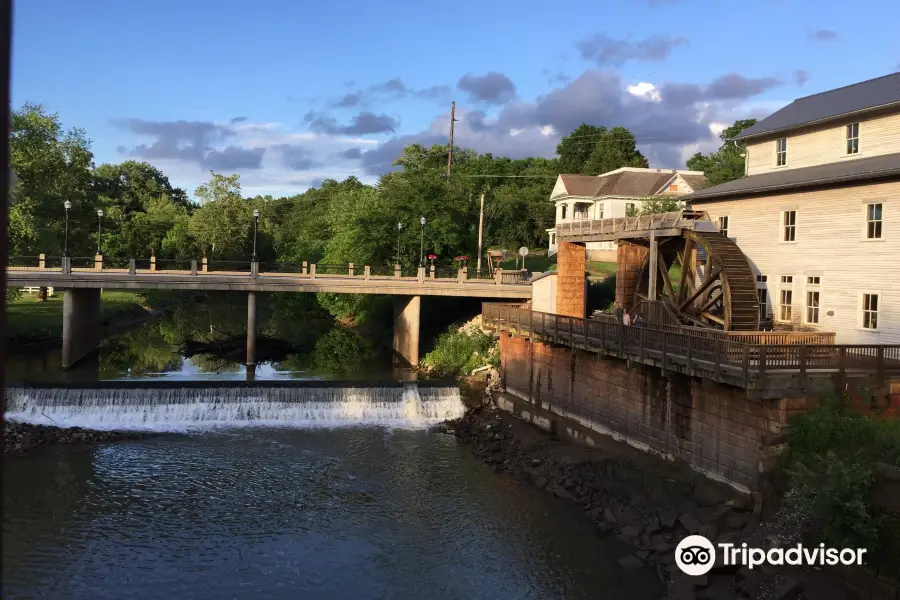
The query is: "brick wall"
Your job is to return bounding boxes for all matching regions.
[555,241,586,318]
[500,332,796,491]
[615,243,648,309]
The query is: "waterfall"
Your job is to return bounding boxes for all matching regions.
[4,384,465,432]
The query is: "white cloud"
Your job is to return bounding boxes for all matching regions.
[627,82,662,102]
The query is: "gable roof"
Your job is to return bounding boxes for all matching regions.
[687,152,900,201]
[734,72,900,141]
[558,169,705,199]
[681,174,709,192]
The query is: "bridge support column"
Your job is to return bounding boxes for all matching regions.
[555,241,586,318]
[393,295,421,366]
[615,243,649,309]
[247,291,257,368]
[61,288,101,369]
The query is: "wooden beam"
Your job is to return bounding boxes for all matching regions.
[679,267,721,310]
[700,311,726,325]
[676,237,694,304]
[658,255,677,301]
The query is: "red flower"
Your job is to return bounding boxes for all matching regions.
[453,255,470,262]
[427,253,438,260]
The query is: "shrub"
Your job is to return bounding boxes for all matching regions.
[421,321,499,378]
[586,275,616,314]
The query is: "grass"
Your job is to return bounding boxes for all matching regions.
[495,247,616,279]
[5,291,149,343]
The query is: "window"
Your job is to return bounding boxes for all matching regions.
[807,276,820,285]
[781,275,792,283]
[669,184,678,192]
[866,203,883,239]
[806,291,820,324]
[756,275,768,283]
[550,233,556,245]
[598,203,604,219]
[776,137,787,166]
[718,216,729,237]
[846,123,859,155]
[757,288,768,320]
[782,210,796,242]
[625,202,635,215]
[561,205,567,219]
[779,289,793,321]
[862,294,879,329]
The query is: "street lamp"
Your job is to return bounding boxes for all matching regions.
[396,221,403,264]
[252,208,260,262]
[419,216,426,267]
[96,208,104,255]
[63,200,72,256]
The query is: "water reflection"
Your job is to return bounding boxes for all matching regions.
[6,294,397,384]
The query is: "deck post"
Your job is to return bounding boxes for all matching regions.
[364,265,371,281]
[302,260,308,275]
[661,331,667,370]
[394,264,401,279]
[759,345,768,382]
[348,263,354,277]
[201,256,208,273]
[838,346,847,403]
[638,327,645,363]
[39,253,46,270]
[876,346,885,387]
[129,259,136,275]
[714,339,722,379]
[246,291,257,368]
[686,334,693,375]
[310,263,317,279]
[191,260,198,275]
[150,255,156,272]
[799,345,808,387]
[742,345,750,388]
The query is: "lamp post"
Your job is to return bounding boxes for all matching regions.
[396,221,403,264]
[63,200,71,256]
[252,208,260,262]
[419,216,426,267]
[96,208,104,255]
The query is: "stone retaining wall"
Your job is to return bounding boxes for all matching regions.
[499,332,805,492]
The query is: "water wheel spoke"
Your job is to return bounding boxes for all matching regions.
[678,267,721,311]
[699,291,724,313]
[675,238,694,304]
[657,254,677,302]
[700,312,725,325]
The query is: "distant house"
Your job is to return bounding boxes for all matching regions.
[687,72,900,343]
[546,167,707,260]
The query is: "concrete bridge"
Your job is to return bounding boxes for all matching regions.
[7,255,531,369]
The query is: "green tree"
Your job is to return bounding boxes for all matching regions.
[93,160,190,216]
[629,196,685,217]
[582,126,649,175]
[556,124,606,174]
[189,172,253,259]
[686,119,758,186]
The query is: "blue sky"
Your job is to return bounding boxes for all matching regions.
[12,0,900,198]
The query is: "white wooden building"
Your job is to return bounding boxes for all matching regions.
[546,167,707,261]
[688,72,900,344]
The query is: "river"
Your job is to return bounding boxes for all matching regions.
[3,296,663,599]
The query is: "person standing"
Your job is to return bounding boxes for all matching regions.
[623,311,631,326]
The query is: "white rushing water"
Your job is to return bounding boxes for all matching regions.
[4,384,465,432]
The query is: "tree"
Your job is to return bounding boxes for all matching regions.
[189,172,253,259]
[686,119,758,186]
[582,126,649,175]
[556,124,606,174]
[93,160,190,216]
[629,196,685,217]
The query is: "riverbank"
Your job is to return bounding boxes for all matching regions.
[5,291,154,348]
[4,421,148,456]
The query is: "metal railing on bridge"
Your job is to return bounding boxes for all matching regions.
[6,255,533,287]
[482,303,900,391]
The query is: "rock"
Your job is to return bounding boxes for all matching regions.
[552,486,574,500]
[531,458,542,467]
[603,508,617,524]
[725,511,751,531]
[620,525,640,539]
[617,555,644,570]
[771,578,802,600]
[678,512,703,535]
[635,550,650,560]
[653,541,673,554]
[661,510,678,529]
[523,466,542,480]
[645,516,661,535]
[586,507,603,521]
[534,476,548,489]
[695,483,730,507]
[640,534,652,549]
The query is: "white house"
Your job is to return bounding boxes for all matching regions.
[687,72,900,344]
[547,167,707,260]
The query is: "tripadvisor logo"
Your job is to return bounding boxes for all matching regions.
[675,535,868,576]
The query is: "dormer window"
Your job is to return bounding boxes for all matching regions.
[846,123,859,155]
[776,138,787,166]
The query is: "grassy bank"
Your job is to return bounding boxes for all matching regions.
[420,318,499,378]
[495,247,616,278]
[5,291,151,345]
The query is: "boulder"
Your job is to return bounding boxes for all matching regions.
[617,555,644,570]
[678,512,703,535]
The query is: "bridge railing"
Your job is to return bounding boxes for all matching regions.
[7,256,531,286]
[482,303,900,389]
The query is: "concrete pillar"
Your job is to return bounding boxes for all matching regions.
[61,288,101,369]
[39,253,46,270]
[393,295,421,366]
[555,241,586,318]
[247,291,257,367]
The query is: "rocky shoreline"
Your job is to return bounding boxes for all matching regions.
[4,421,147,457]
[438,375,847,600]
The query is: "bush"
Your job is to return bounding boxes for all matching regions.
[586,275,616,314]
[421,320,499,378]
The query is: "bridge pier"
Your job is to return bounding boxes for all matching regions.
[247,291,257,368]
[393,295,421,366]
[61,288,101,369]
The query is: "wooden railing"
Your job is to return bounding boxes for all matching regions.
[483,304,900,390]
[555,210,713,240]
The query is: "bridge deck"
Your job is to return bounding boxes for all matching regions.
[555,210,718,243]
[6,269,532,299]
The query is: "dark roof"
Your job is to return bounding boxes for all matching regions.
[687,152,900,201]
[734,72,900,141]
[559,170,697,199]
[681,174,709,191]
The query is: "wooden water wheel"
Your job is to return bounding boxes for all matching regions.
[632,231,759,331]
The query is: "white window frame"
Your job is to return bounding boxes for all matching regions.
[718,215,729,237]
[561,204,567,220]
[846,122,860,155]
[865,202,883,240]
[804,275,821,325]
[775,137,787,166]
[781,210,797,243]
[861,292,880,331]
[597,203,604,220]
[625,202,636,215]
[757,286,768,321]
[779,288,793,322]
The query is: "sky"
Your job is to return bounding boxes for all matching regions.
[11,0,900,199]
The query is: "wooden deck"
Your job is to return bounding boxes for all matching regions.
[483,304,900,398]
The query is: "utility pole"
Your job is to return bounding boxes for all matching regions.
[476,192,485,274]
[446,101,456,177]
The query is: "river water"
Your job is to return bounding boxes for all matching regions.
[3,297,663,599]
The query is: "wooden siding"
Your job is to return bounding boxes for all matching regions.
[550,176,568,199]
[746,111,900,176]
[695,180,900,344]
